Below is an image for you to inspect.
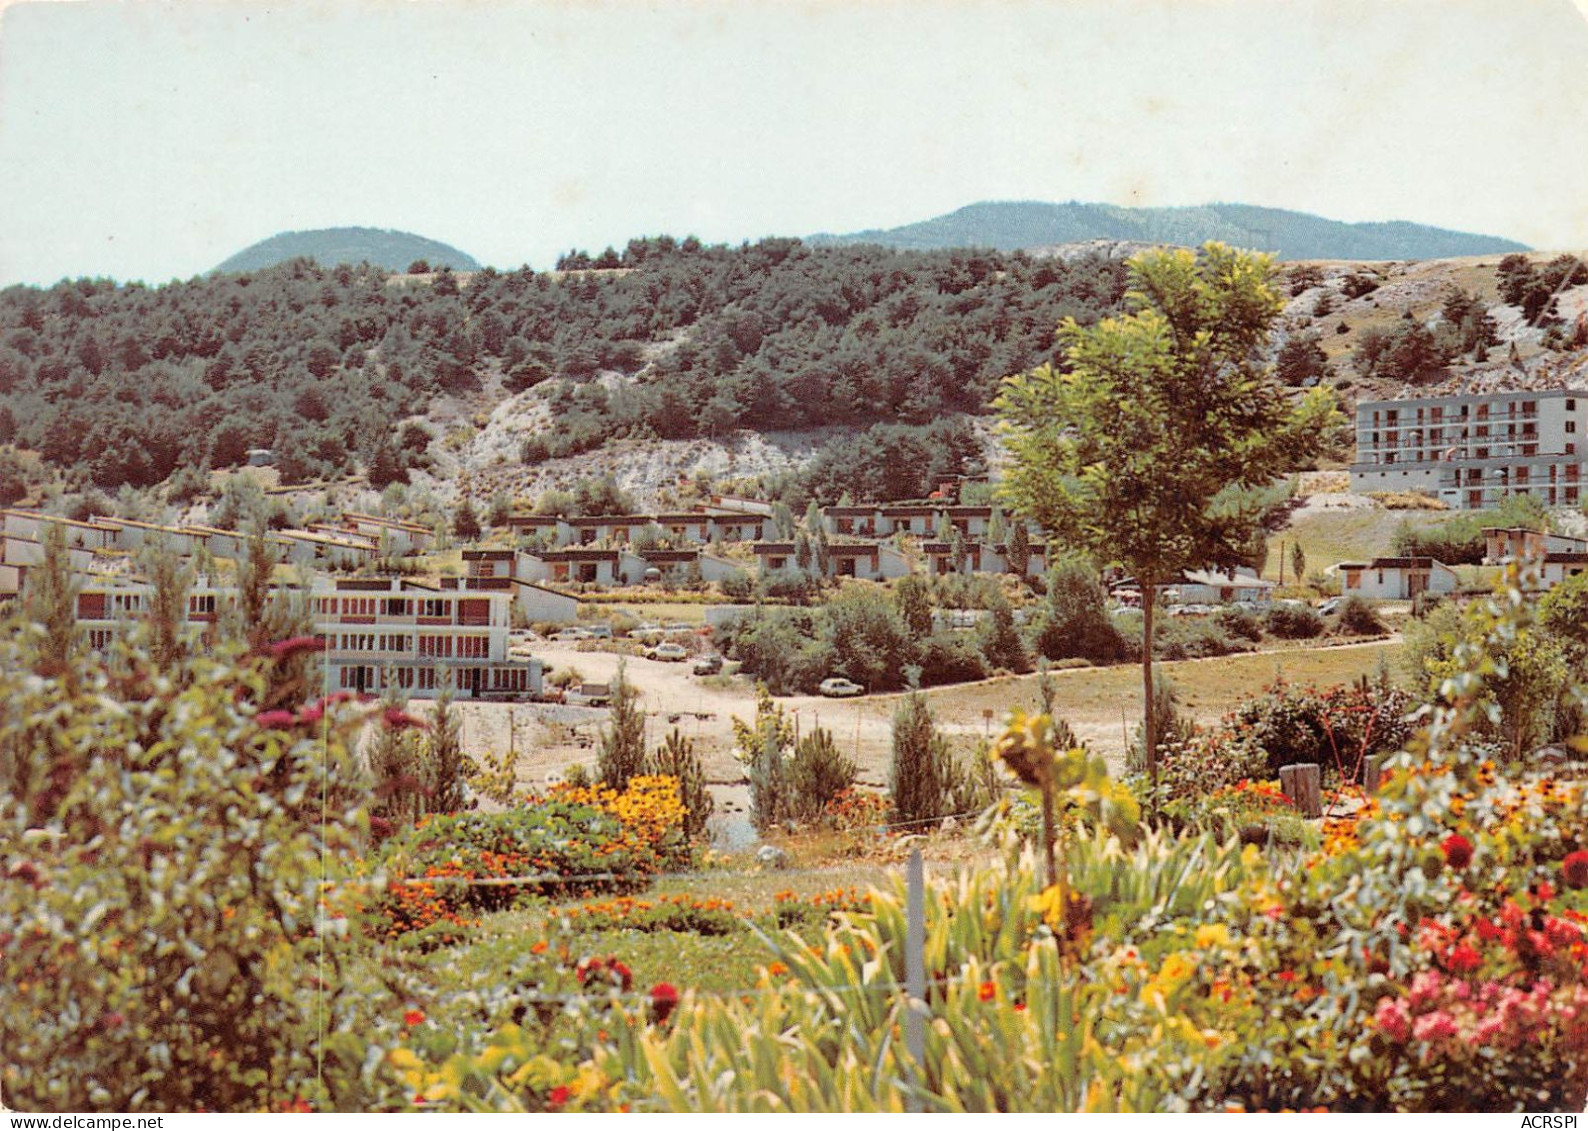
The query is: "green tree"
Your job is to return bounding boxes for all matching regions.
[894,574,935,641]
[598,660,646,790]
[889,689,952,825]
[978,588,1030,673]
[1290,542,1307,587]
[996,243,1337,790]
[1274,333,1329,387]
[646,727,714,840]
[788,727,858,823]
[427,681,467,813]
[1032,557,1123,664]
[1005,519,1031,577]
[139,535,194,669]
[452,499,482,542]
[21,519,79,674]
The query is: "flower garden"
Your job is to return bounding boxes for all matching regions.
[3,573,1588,1111]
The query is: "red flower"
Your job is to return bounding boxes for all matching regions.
[403,1008,425,1027]
[255,709,298,730]
[1447,943,1482,975]
[383,707,428,731]
[1563,851,1588,890]
[650,982,680,1023]
[265,635,326,660]
[1442,833,1474,870]
[296,703,325,726]
[547,1085,571,1109]
[978,980,996,1003]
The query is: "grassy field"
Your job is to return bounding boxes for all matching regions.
[828,637,1404,773]
[1263,506,1450,581]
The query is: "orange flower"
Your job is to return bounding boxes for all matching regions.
[530,940,548,955]
[403,1009,425,1026]
[978,981,996,1002]
[767,961,789,977]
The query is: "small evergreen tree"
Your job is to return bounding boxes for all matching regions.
[369,670,430,823]
[21,520,78,674]
[1290,542,1307,587]
[453,499,482,542]
[789,727,858,823]
[598,661,646,790]
[646,727,713,840]
[894,574,935,641]
[1005,520,1031,577]
[890,689,951,825]
[427,681,467,813]
[139,535,194,669]
[979,589,1030,673]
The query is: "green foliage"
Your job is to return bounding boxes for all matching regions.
[1335,595,1387,635]
[598,661,646,790]
[998,243,1338,785]
[978,588,1030,673]
[1031,557,1125,664]
[825,585,912,691]
[1213,603,1263,642]
[889,690,954,825]
[787,727,859,823]
[1227,674,1417,780]
[893,574,935,640]
[0,623,372,1111]
[732,687,798,831]
[19,519,78,674]
[428,686,467,813]
[646,728,714,841]
[452,499,482,542]
[1393,493,1548,564]
[1263,602,1324,639]
[1274,333,1329,387]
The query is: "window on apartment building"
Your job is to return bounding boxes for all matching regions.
[384,597,411,616]
[419,598,451,618]
[458,635,488,658]
[1568,399,1577,412]
[419,636,454,658]
[1569,421,1578,434]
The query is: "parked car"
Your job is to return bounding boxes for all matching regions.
[1169,603,1216,617]
[550,627,592,642]
[819,677,864,698]
[692,654,724,675]
[646,642,689,662]
[1317,597,1344,616]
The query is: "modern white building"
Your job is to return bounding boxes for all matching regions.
[1336,557,1460,600]
[1350,389,1588,509]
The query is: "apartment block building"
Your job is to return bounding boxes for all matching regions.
[1350,389,1588,509]
[64,573,541,701]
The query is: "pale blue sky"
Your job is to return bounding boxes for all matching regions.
[1,0,1586,287]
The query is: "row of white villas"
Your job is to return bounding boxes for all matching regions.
[68,573,542,700]
[1350,389,1588,510]
[1,508,433,590]
[1335,527,1588,600]
[504,509,767,547]
[822,504,1041,542]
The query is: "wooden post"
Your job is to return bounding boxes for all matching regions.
[1364,754,1386,793]
[1279,763,1323,817]
[905,846,926,1112]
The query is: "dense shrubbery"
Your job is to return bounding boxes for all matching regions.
[1392,493,1548,566]
[1264,602,1324,639]
[0,241,1128,492]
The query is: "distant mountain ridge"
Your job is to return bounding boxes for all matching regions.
[213,227,481,275]
[809,201,1529,261]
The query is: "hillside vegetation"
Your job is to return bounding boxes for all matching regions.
[811,201,1529,261]
[0,239,1129,498]
[212,227,481,274]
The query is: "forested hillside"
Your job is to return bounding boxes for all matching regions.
[0,239,1130,498]
[811,201,1529,261]
[212,227,481,274]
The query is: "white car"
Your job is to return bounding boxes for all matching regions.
[550,627,592,642]
[819,677,864,698]
[1317,597,1344,616]
[646,642,688,662]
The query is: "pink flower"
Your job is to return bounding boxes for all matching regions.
[1412,1010,1458,1043]
[1408,969,1443,1011]
[296,703,325,725]
[1374,996,1413,1043]
[255,709,297,730]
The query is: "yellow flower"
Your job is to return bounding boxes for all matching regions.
[1193,923,1231,949]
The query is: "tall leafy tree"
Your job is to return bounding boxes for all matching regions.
[996,243,1337,790]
